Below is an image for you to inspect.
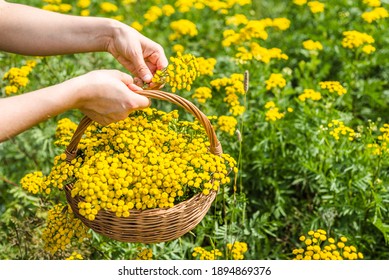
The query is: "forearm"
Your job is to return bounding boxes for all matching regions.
[0,0,116,55]
[0,80,80,142]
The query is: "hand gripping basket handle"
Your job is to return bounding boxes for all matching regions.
[65,89,223,162]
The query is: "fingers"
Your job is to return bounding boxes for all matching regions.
[133,77,144,88]
[130,47,154,83]
[126,89,150,109]
[127,39,168,84]
[79,69,151,126]
[147,48,169,70]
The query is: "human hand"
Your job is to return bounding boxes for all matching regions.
[73,69,150,125]
[106,21,169,87]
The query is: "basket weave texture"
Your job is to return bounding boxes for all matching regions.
[64,89,222,243]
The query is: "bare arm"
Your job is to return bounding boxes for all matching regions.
[0,0,112,56]
[0,70,149,142]
[0,0,168,82]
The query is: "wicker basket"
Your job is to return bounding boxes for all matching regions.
[64,89,223,244]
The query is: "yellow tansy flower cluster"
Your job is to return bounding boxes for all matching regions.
[298,89,322,101]
[362,44,376,54]
[65,251,83,260]
[76,0,90,9]
[235,42,288,64]
[174,0,203,13]
[363,0,382,7]
[172,44,185,53]
[41,0,72,13]
[293,0,307,5]
[217,116,238,136]
[42,204,90,255]
[131,21,143,31]
[54,118,78,147]
[264,101,285,122]
[45,109,236,221]
[144,5,175,24]
[292,229,364,260]
[192,240,248,260]
[143,6,162,24]
[362,7,389,23]
[192,87,212,104]
[302,39,323,51]
[328,120,356,141]
[192,247,223,260]
[2,60,37,95]
[210,73,246,116]
[20,171,50,195]
[307,1,325,13]
[222,18,290,47]
[272,18,292,31]
[196,57,217,76]
[227,241,248,260]
[367,124,389,155]
[135,247,153,260]
[342,30,375,51]
[152,52,200,92]
[214,0,251,12]
[100,2,118,13]
[265,73,287,91]
[174,0,250,14]
[169,19,198,41]
[319,81,347,96]
[226,14,249,26]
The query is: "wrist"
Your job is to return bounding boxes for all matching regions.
[104,19,139,54]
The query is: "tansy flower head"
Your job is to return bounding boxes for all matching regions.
[135,247,153,260]
[362,7,388,23]
[2,59,38,95]
[217,116,238,136]
[327,120,356,141]
[210,73,246,116]
[265,73,286,91]
[100,2,118,13]
[144,6,163,24]
[366,124,389,155]
[292,229,364,260]
[298,89,322,101]
[227,241,248,260]
[264,102,285,122]
[169,19,198,41]
[77,0,90,9]
[20,171,50,195]
[65,252,83,260]
[342,30,375,50]
[363,0,381,7]
[192,87,212,104]
[192,247,223,260]
[319,81,347,96]
[308,1,325,13]
[293,0,307,5]
[151,52,200,92]
[42,204,90,255]
[302,39,323,51]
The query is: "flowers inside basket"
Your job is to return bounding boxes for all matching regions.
[43,90,237,243]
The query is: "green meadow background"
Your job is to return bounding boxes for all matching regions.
[0,0,388,260]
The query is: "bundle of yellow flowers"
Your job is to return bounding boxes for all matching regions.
[45,108,237,222]
[151,52,200,92]
[292,229,364,260]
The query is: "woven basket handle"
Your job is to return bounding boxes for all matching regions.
[65,89,222,162]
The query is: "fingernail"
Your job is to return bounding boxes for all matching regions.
[142,74,152,82]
